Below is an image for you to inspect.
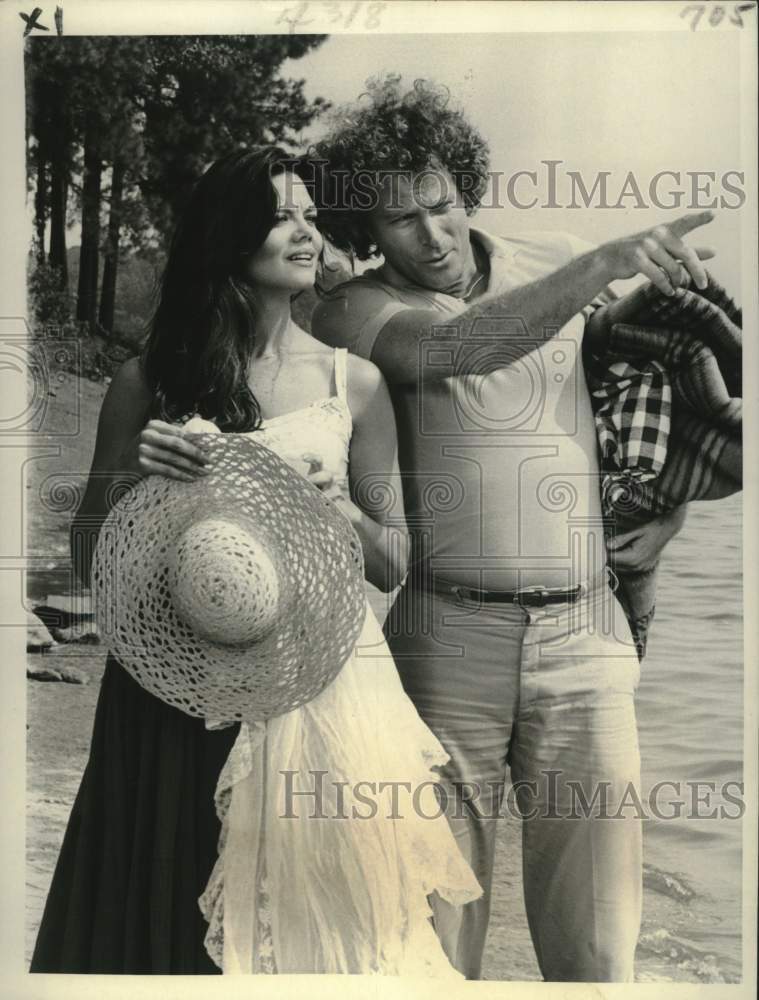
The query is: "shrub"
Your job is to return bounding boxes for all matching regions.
[27,258,75,332]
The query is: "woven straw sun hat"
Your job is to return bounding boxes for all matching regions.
[91,432,366,722]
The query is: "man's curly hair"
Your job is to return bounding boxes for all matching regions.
[311,75,491,261]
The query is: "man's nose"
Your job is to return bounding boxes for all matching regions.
[417,213,444,248]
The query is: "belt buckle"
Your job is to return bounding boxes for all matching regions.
[513,586,548,608]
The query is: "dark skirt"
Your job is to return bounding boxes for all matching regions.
[30,654,240,974]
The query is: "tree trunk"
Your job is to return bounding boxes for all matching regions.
[98,158,126,336]
[76,121,103,333]
[34,143,47,264]
[49,157,68,289]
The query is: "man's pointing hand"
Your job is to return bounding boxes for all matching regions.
[600,210,716,295]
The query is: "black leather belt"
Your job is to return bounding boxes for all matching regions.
[431,579,584,607]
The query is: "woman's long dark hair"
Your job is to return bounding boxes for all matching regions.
[141,147,316,432]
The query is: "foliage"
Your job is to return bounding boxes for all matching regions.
[25,35,330,335]
[140,36,329,236]
[27,257,74,331]
[65,246,162,345]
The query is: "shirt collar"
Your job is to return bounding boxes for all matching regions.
[469,226,515,296]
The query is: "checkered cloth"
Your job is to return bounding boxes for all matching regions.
[590,356,671,517]
[585,274,742,658]
[587,275,742,520]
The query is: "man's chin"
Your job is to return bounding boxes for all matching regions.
[417,265,460,291]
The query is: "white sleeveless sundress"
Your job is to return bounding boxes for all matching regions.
[198,348,482,976]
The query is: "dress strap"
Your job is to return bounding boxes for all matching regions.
[333,348,349,404]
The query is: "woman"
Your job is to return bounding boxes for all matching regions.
[31,147,480,975]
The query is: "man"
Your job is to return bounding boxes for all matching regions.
[310,77,711,981]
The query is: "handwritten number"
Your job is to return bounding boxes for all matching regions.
[286,1,386,31]
[276,2,314,33]
[322,2,343,24]
[343,2,362,27]
[365,2,386,29]
[680,4,705,29]
[682,1,754,28]
[278,2,753,34]
[729,1,756,25]
[709,4,725,23]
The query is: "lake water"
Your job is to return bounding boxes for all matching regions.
[634,495,743,982]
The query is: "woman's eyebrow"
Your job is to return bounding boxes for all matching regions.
[276,203,317,213]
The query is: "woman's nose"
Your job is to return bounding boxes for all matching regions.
[292,215,315,241]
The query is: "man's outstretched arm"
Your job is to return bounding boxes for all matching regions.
[315,211,715,386]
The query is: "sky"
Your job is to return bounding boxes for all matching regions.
[284,29,746,286]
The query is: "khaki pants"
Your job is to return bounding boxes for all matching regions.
[384,573,642,981]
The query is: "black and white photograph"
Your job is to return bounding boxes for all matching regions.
[1,0,756,994]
